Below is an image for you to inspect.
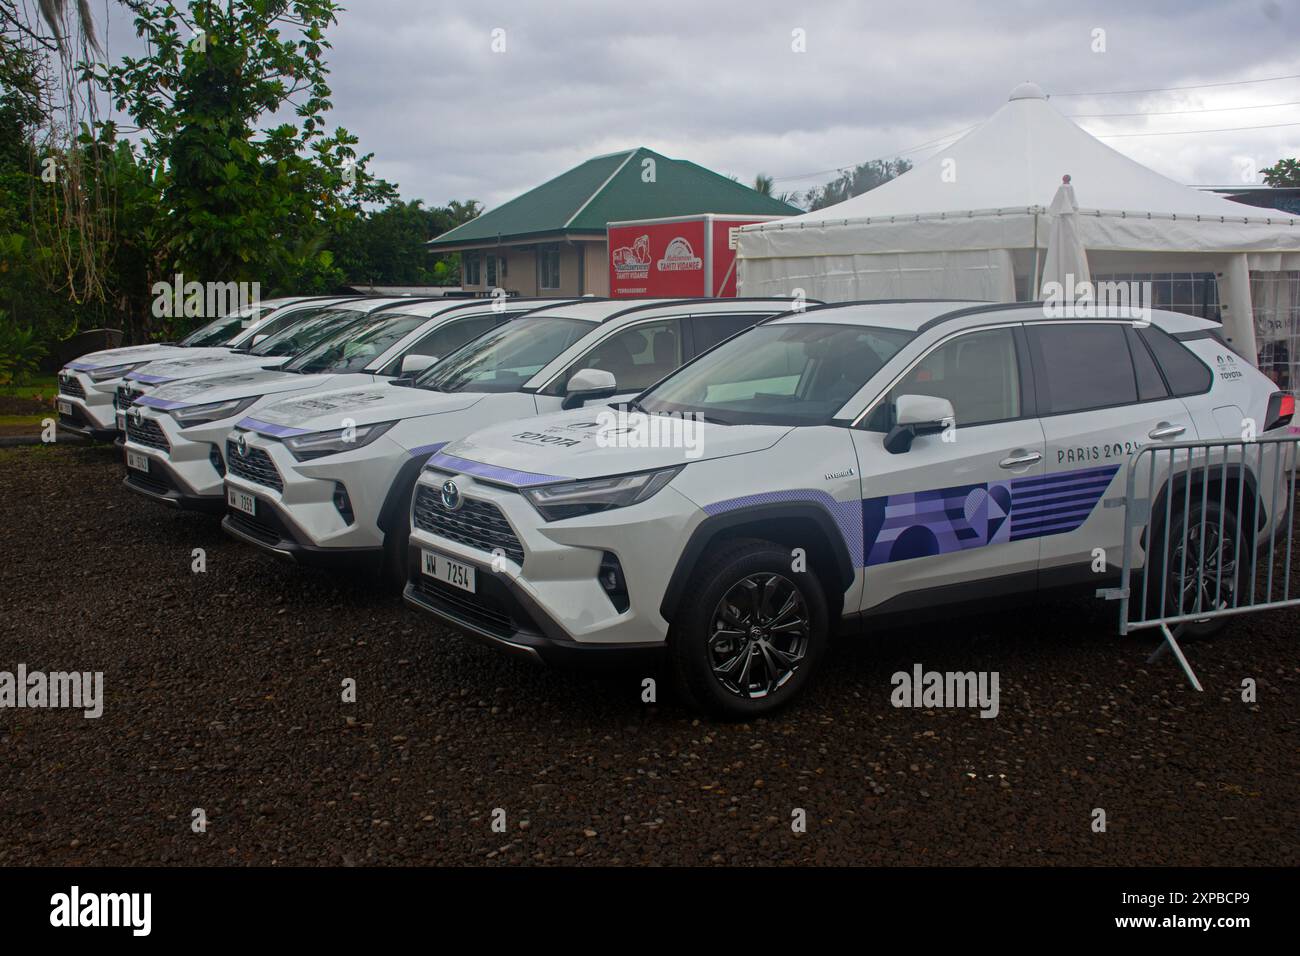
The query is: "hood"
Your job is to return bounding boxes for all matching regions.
[63,343,193,372]
[442,406,792,483]
[124,351,284,385]
[241,383,486,435]
[135,368,362,409]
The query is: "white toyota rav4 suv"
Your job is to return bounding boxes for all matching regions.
[55,296,310,441]
[221,297,809,586]
[110,296,363,435]
[404,300,1294,717]
[121,296,552,513]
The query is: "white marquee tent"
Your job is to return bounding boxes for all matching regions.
[737,82,1300,368]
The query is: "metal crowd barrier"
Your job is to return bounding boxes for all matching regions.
[1099,434,1300,689]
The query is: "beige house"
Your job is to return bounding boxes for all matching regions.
[429,146,799,297]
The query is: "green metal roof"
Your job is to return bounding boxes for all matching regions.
[428,147,800,249]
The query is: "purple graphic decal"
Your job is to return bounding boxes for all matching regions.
[125,372,176,384]
[408,441,448,458]
[703,489,864,568]
[235,417,312,438]
[428,452,566,488]
[136,395,190,410]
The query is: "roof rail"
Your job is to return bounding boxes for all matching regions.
[601,295,825,323]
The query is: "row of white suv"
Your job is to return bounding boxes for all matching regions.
[63,296,1293,717]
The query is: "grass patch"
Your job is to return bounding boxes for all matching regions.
[0,376,57,399]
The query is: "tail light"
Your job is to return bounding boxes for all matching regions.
[1264,392,1295,432]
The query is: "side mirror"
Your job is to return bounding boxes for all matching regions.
[562,368,617,410]
[884,394,955,454]
[401,353,436,376]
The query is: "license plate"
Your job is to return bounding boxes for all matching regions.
[228,487,257,516]
[422,549,476,592]
[115,412,126,431]
[126,449,150,472]
[58,400,72,416]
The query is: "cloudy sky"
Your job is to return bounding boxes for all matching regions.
[97,0,1300,210]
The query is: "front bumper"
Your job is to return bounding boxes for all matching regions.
[401,547,664,670]
[221,495,385,571]
[402,469,698,667]
[55,380,119,442]
[121,447,226,514]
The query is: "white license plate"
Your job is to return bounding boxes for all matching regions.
[422,549,476,592]
[57,400,73,416]
[115,412,126,431]
[126,450,150,473]
[228,488,257,516]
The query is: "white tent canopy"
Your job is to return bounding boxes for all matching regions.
[737,82,1300,362]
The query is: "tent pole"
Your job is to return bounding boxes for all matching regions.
[1031,209,1041,299]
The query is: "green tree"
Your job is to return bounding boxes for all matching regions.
[331,198,480,286]
[1261,158,1300,187]
[92,0,396,337]
[803,158,912,211]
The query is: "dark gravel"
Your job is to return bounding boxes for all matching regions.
[1,443,1296,866]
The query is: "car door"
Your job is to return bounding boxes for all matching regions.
[850,324,1047,613]
[1025,321,1199,587]
[380,311,507,376]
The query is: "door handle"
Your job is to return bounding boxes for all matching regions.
[1148,422,1186,440]
[999,449,1041,468]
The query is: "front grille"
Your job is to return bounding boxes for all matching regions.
[59,374,85,399]
[115,385,143,410]
[125,416,169,451]
[414,575,515,637]
[413,484,524,565]
[226,439,283,492]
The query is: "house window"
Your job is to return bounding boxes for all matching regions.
[463,252,481,286]
[539,244,561,290]
[486,254,498,288]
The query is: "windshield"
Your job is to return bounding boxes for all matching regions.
[249,308,367,357]
[178,303,276,347]
[283,311,427,373]
[416,316,591,393]
[637,322,915,426]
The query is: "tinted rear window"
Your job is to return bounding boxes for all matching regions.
[1137,326,1213,396]
[1028,323,1137,415]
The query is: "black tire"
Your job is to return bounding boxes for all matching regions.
[1146,499,1239,639]
[379,481,417,592]
[669,539,829,718]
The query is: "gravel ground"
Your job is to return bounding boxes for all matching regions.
[0,443,1296,866]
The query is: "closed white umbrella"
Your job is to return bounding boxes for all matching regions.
[1039,174,1091,298]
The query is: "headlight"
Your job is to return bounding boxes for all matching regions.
[523,467,681,521]
[88,362,144,381]
[168,396,259,428]
[282,421,396,461]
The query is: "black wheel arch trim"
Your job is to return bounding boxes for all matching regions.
[659,502,855,623]
[377,451,435,534]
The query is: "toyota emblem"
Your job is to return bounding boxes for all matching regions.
[129,407,143,426]
[440,479,462,511]
[237,433,249,457]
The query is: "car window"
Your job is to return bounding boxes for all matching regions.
[1125,326,1168,401]
[417,316,591,393]
[399,314,503,365]
[867,327,1021,430]
[179,304,274,347]
[1136,325,1213,396]
[284,311,428,373]
[639,322,914,426]
[229,305,332,348]
[691,313,763,355]
[554,319,683,394]
[1028,323,1137,415]
[250,308,367,357]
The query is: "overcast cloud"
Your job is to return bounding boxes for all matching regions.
[100,0,1300,209]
